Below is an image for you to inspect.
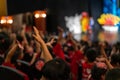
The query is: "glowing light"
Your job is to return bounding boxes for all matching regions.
[112,0,117,15]
[34,13,40,18]
[102,25,118,32]
[65,14,82,41]
[7,19,13,24]
[98,14,120,25]
[0,20,6,24]
[41,13,46,18]
[34,10,46,18]
[0,16,13,24]
[65,14,82,34]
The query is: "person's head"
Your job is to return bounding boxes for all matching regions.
[91,62,107,80]
[63,43,74,53]
[16,35,24,44]
[105,68,120,80]
[110,53,120,68]
[41,58,71,80]
[16,34,26,46]
[115,42,120,50]
[0,32,12,54]
[11,47,24,64]
[84,48,98,63]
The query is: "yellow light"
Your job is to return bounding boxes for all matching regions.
[0,19,6,24]
[7,19,13,24]
[34,10,46,18]
[34,13,40,18]
[41,13,46,18]
[0,16,13,24]
[98,14,120,25]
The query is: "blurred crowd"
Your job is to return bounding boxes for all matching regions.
[0,25,120,80]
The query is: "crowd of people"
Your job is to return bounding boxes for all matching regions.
[0,25,120,80]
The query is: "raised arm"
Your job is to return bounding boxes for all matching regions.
[30,41,41,65]
[105,58,113,69]
[20,25,28,46]
[101,45,108,59]
[46,37,55,48]
[67,32,78,51]
[100,42,113,69]
[5,43,18,63]
[33,27,53,62]
[57,26,64,44]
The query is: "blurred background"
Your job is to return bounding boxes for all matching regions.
[0,0,120,44]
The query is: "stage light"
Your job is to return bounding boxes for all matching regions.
[0,16,13,24]
[7,19,13,24]
[34,10,46,18]
[65,14,82,41]
[34,13,40,18]
[41,13,46,18]
[0,20,6,24]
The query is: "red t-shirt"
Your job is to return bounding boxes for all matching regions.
[2,62,16,69]
[82,62,94,80]
[53,43,65,60]
[70,50,84,80]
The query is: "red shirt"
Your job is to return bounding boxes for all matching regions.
[53,43,65,60]
[2,62,16,69]
[82,62,94,80]
[70,50,84,80]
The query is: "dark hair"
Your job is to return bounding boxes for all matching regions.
[16,35,24,44]
[47,45,56,58]
[0,32,12,54]
[105,68,120,80]
[85,48,98,63]
[41,58,71,80]
[11,47,23,64]
[91,63,107,80]
[115,42,120,50]
[63,43,74,52]
[110,53,120,66]
[51,38,58,47]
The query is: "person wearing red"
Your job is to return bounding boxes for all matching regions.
[71,50,84,80]
[66,32,84,80]
[53,43,65,60]
[81,48,98,80]
[53,27,65,60]
[2,42,29,80]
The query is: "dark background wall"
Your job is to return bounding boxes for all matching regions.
[7,0,103,33]
[7,0,45,15]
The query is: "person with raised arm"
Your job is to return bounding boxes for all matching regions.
[2,40,29,80]
[32,26,53,62]
[100,42,113,69]
[3,42,18,68]
[52,26,65,60]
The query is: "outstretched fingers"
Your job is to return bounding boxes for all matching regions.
[33,27,39,36]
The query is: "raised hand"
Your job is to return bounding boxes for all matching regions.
[17,40,24,50]
[32,26,53,62]
[57,26,64,32]
[32,27,44,44]
[46,37,55,48]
